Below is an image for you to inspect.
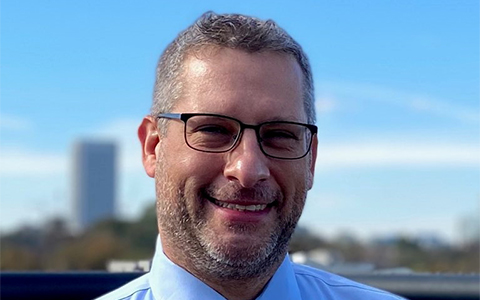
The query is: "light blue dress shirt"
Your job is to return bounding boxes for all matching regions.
[96,236,404,300]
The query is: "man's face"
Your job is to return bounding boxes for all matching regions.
[141,48,317,279]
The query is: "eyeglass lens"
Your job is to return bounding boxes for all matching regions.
[184,115,312,159]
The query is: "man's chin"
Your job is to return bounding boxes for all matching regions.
[198,228,276,263]
[197,235,284,280]
[217,239,270,256]
[202,221,274,248]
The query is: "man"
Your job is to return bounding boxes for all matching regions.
[98,12,404,300]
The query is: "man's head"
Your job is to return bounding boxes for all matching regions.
[139,12,317,282]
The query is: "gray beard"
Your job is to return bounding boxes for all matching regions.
[155,162,307,280]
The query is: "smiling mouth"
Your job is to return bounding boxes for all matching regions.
[212,199,268,212]
[205,192,275,212]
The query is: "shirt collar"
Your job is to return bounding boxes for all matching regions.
[257,254,302,300]
[148,235,302,300]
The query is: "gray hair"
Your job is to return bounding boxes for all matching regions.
[152,11,315,126]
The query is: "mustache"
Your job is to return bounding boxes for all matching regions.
[203,182,282,204]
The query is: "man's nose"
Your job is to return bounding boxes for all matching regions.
[223,129,270,188]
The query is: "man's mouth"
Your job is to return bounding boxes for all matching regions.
[202,185,279,214]
[211,199,268,212]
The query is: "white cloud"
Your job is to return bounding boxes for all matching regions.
[0,114,32,131]
[408,95,479,124]
[0,149,67,176]
[316,81,479,124]
[0,117,144,176]
[316,142,479,169]
[315,96,337,114]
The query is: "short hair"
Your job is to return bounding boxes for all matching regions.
[152,11,315,126]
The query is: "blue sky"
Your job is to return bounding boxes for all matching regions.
[1,1,479,243]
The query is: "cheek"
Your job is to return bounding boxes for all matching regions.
[166,150,225,185]
[274,163,309,204]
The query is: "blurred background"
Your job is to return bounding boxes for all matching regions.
[1,1,478,273]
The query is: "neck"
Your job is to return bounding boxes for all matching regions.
[162,241,285,300]
[200,273,276,300]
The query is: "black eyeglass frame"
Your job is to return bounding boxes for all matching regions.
[157,113,318,160]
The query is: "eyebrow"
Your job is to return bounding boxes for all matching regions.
[261,115,307,123]
[174,112,309,124]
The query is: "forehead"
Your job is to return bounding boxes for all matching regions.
[175,47,306,123]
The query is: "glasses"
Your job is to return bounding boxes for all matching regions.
[157,113,317,160]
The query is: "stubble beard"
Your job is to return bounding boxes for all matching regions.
[155,155,308,280]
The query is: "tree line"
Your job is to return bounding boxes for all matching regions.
[1,202,478,273]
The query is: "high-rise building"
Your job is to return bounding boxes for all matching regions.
[73,141,117,232]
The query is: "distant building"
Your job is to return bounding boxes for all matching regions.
[458,212,480,247]
[73,141,117,232]
[107,260,151,272]
[291,249,376,274]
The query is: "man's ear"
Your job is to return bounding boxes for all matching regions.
[138,116,159,178]
[307,135,318,190]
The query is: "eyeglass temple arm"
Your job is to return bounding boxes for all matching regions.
[157,113,182,120]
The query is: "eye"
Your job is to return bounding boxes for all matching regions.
[262,129,299,140]
[194,124,231,135]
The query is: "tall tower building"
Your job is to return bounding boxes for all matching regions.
[73,141,117,232]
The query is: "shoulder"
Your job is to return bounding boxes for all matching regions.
[95,273,153,300]
[292,263,405,300]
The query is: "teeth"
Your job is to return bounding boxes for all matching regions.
[213,200,267,212]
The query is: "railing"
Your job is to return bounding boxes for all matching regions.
[1,272,479,300]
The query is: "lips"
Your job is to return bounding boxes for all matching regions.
[212,199,268,212]
[202,184,280,214]
[205,192,275,213]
